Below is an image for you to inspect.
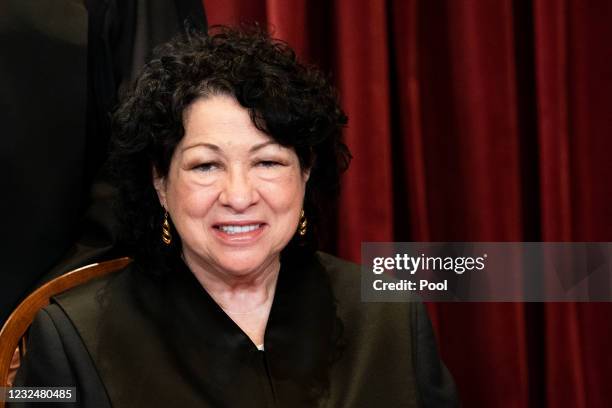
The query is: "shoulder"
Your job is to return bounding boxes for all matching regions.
[314,251,421,306]
[312,251,415,340]
[314,251,360,275]
[52,264,130,313]
[314,251,361,295]
[51,261,158,315]
[50,264,141,350]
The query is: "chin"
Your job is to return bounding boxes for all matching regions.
[214,251,275,276]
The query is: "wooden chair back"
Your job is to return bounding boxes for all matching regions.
[0,257,131,395]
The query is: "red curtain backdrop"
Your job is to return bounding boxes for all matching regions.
[204,1,612,407]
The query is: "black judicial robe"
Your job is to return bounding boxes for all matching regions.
[14,252,459,407]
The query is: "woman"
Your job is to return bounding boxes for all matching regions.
[15,26,458,407]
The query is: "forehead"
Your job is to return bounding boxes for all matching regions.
[181,95,273,149]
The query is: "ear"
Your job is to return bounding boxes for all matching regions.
[152,167,168,209]
[302,167,311,183]
[302,152,315,183]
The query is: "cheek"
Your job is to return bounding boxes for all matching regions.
[259,174,306,210]
[168,179,218,217]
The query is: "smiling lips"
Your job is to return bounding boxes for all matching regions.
[218,224,261,234]
[213,222,266,243]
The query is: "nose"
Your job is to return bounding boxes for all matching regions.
[218,166,259,212]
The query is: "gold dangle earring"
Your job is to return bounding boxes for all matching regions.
[298,209,308,237]
[162,211,172,245]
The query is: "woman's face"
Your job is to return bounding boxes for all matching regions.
[154,95,309,278]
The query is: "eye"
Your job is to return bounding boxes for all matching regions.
[193,162,220,172]
[256,160,282,168]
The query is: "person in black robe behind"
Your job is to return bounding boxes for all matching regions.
[0,0,207,328]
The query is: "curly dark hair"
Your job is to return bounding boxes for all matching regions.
[109,25,350,270]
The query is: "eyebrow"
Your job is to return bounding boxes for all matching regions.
[181,141,279,154]
[249,141,277,153]
[181,142,220,153]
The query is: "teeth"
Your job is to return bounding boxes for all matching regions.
[219,224,261,234]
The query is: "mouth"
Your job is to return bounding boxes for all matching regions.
[212,222,266,243]
[215,223,262,235]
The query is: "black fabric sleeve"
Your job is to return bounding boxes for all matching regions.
[412,302,460,407]
[12,305,111,408]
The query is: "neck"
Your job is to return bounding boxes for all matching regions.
[183,252,281,314]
